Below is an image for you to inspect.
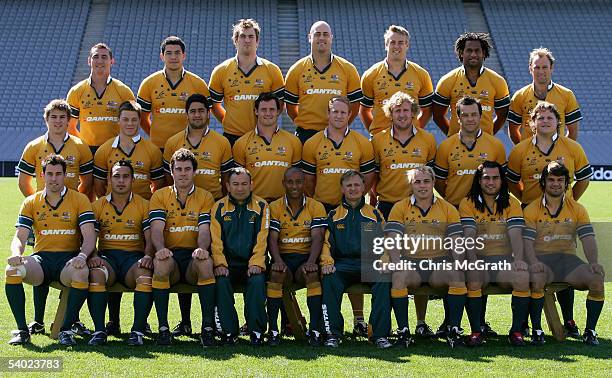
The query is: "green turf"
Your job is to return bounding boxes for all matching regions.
[0,178,610,377]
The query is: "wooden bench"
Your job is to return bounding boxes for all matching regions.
[49,282,569,341]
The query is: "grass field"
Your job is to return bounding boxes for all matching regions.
[0,178,610,377]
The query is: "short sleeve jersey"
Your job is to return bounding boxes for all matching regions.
[16,187,95,253]
[269,196,327,255]
[433,66,510,136]
[18,133,93,191]
[384,195,462,259]
[93,135,164,199]
[459,195,524,256]
[67,77,135,147]
[284,54,362,131]
[506,134,592,205]
[209,57,284,136]
[93,193,150,252]
[233,127,302,201]
[434,130,507,206]
[163,128,233,200]
[523,195,594,256]
[302,129,375,205]
[149,185,215,250]
[508,82,582,140]
[137,69,211,148]
[361,60,434,134]
[372,126,436,203]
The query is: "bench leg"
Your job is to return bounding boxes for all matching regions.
[544,291,565,342]
[50,286,70,340]
[282,291,307,340]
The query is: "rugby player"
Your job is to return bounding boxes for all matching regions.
[508,48,582,143]
[6,154,96,346]
[266,167,326,346]
[67,43,135,154]
[285,21,362,144]
[87,160,153,346]
[149,149,217,346]
[432,32,509,136]
[209,19,284,145]
[137,36,211,150]
[360,25,433,135]
[320,170,392,348]
[524,161,604,346]
[211,167,269,346]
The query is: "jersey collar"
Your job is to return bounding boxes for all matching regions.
[43,185,67,198]
[531,132,559,154]
[532,80,555,92]
[173,184,195,197]
[341,196,365,210]
[324,127,350,149]
[462,65,485,76]
[234,55,263,76]
[106,192,134,203]
[384,59,409,80]
[390,125,418,146]
[87,75,112,86]
[163,67,186,79]
[410,194,437,216]
[111,134,141,148]
[45,131,70,143]
[458,128,483,150]
[542,193,565,218]
[185,126,210,147]
[284,195,307,219]
[309,53,335,74]
[410,194,437,205]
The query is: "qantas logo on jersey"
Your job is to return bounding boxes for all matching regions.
[456,169,477,176]
[305,88,342,95]
[388,163,423,170]
[254,161,289,168]
[156,108,185,114]
[86,116,118,122]
[169,226,198,233]
[321,168,351,174]
[40,229,76,235]
[196,169,216,175]
[103,234,140,241]
[232,94,259,101]
[282,237,311,244]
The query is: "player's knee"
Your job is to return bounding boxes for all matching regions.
[249,273,265,285]
[153,258,172,277]
[135,275,152,292]
[304,270,319,285]
[70,266,89,283]
[391,272,406,290]
[467,281,482,292]
[5,264,26,284]
[511,270,530,291]
[587,273,605,292]
[269,270,286,284]
[88,267,108,285]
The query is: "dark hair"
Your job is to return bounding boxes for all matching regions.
[111,159,134,176]
[455,32,491,62]
[89,43,113,59]
[41,154,67,174]
[171,148,197,170]
[160,36,186,54]
[118,100,142,119]
[539,161,570,191]
[468,161,509,216]
[456,96,482,117]
[228,167,252,181]
[186,94,210,111]
[254,92,280,111]
[44,99,71,120]
[283,166,304,180]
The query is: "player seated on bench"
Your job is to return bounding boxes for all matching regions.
[6,154,96,346]
[149,149,217,346]
[385,166,467,348]
[459,161,530,347]
[524,161,604,346]
[86,160,154,346]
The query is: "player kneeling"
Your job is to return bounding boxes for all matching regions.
[385,166,467,348]
[6,154,96,346]
[149,149,217,346]
[321,170,392,349]
[525,162,604,346]
[266,168,326,346]
[459,161,530,346]
[86,161,154,345]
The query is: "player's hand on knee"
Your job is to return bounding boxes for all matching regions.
[247,265,262,276]
[214,266,229,277]
[192,248,209,260]
[271,261,287,272]
[87,256,103,269]
[530,261,545,273]
[589,263,604,276]
[69,254,88,269]
[512,260,528,272]
[155,248,173,260]
[302,262,318,274]
[139,255,154,269]
[321,264,335,275]
[7,255,23,266]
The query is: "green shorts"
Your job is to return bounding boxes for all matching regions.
[477,255,512,283]
[406,256,450,284]
[172,248,194,282]
[538,253,585,282]
[31,251,76,284]
[280,253,309,275]
[100,250,144,284]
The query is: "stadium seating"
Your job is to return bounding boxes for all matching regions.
[0,0,90,160]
